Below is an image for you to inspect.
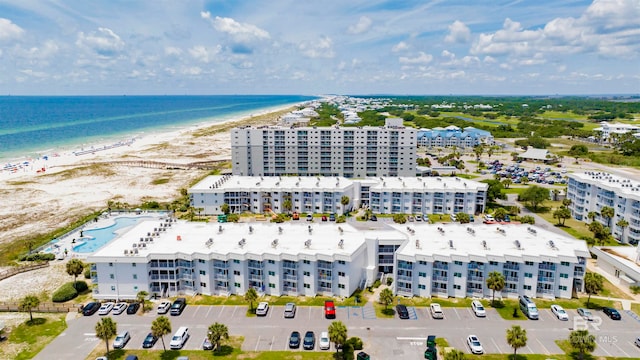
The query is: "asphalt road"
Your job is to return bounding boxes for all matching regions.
[36,304,640,360]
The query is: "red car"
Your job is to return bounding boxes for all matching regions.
[324,300,336,319]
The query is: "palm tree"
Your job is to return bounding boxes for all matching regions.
[340,195,350,215]
[19,294,40,322]
[486,271,505,306]
[379,288,394,310]
[137,290,148,313]
[616,218,629,242]
[282,199,292,214]
[584,272,604,307]
[521,176,529,185]
[328,320,348,353]
[473,145,484,161]
[506,325,527,359]
[444,349,466,360]
[151,316,172,352]
[562,198,572,207]
[244,287,258,311]
[552,189,560,201]
[587,211,598,223]
[569,330,596,360]
[208,322,229,352]
[600,206,614,227]
[501,178,512,189]
[95,317,117,358]
[66,259,84,290]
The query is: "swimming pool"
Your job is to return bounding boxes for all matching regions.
[73,217,151,253]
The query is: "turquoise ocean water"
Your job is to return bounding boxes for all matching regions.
[0,95,316,162]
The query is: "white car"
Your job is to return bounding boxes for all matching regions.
[112,302,127,315]
[635,336,640,348]
[157,301,171,314]
[483,214,494,222]
[256,302,269,316]
[551,304,569,321]
[471,300,486,317]
[98,302,115,315]
[467,335,484,354]
[319,331,330,350]
[113,330,130,349]
[430,303,444,319]
[577,308,594,321]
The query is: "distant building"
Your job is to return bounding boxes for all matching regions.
[590,246,640,288]
[517,148,551,162]
[567,172,640,244]
[417,126,494,149]
[593,122,640,141]
[231,119,417,178]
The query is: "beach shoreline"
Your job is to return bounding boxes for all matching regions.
[0,103,299,246]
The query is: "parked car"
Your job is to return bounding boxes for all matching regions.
[324,300,336,319]
[202,336,214,350]
[430,303,444,319]
[112,302,127,315]
[602,307,621,320]
[82,302,101,316]
[256,302,269,316]
[113,330,131,349]
[329,214,336,221]
[306,214,313,222]
[396,304,409,319]
[170,298,187,316]
[157,301,171,314]
[292,212,300,220]
[357,351,370,360]
[322,215,327,221]
[289,331,301,349]
[303,331,315,350]
[466,335,484,354]
[284,302,296,318]
[98,302,115,315]
[577,308,594,321]
[142,333,158,348]
[636,336,640,348]
[319,331,330,350]
[124,356,138,360]
[126,302,140,315]
[471,300,486,317]
[415,214,423,221]
[551,304,569,321]
[370,215,377,221]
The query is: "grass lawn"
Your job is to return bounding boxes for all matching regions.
[502,187,527,196]
[373,302,396,318]
[631,302,640,315]
[490,297,620,321]
[192,289,366,309]
[598,276,634,300]
[87,336,334,360]
[456,174,480,179]
[1,314,67,360]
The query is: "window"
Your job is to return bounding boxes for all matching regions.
[304,271,311,276]
[454,272,462,278]
[525,261,534,266]
[304,283,310,289]
[200,282,207,287]
[268,260,275,264]
[524,273,533,278]
[453,284,461,290]
[111,286,116,291]
[268,271,275,276]
[132,263,136,267]
[338,272,345,277]
[199,270,206,275]
[338,260,346,265]
[110,274,114,279]
[454,261,463,266]
[489,261,498,266]
[269,283,276,288]
[109,262,113,267]
[133,274,137,280]
[418,260,427,265]
[560,273,569,279]
[303,260,311,265]
[559,285,567,291]
[233,270,240,276]
[561,261,570,266]
[523,285,531,290]
[418,284,426,290]
[233,259,240,264]
[234,282,241,288]
[419,272,427,277]
[198,259,205,264]
[338,284,345,289]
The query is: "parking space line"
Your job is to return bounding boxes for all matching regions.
[270,335,275,350]
[218,305,225,318]
[491,337,502,354]
[205,306,213,318]
[192,306,201,318]
[453,308,461,320]
[525,344,534,354]
[598,343,612,356]
[254,335,261,351]
[612,342,629,357]
[231,306,238,318]
[536,338,550,355]
[268,307,273,318]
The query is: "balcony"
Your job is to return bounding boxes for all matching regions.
[397,275,413,282]
[150,274,177,281]
[432,275,448,282]
[283,286,298,293]
[318,286,332,293]
[505,276,519,282]
[317,262,332,270]
[150,262,174,268]
[503,263,520,271]
[178,274,193,281]
[433,263,448,270]
[398,263,414,270]
[538,276,555,283]
[467,275,484,282]
[539,263,557,271]
[213,261,229,269]
[283,274,298,282]
[215,273,228,281]
[468,263,484,271]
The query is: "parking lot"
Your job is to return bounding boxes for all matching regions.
[38,303,640,360]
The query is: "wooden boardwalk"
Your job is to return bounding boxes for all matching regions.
[78,159,228,170]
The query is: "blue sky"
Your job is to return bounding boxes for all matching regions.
[0,0,638,95]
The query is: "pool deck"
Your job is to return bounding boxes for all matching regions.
[45,211,168,260]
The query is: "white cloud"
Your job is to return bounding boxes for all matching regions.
[399,51,433,64]
[298,36,335,58]
[441,50,455,60]
[0,18,24,41]
[392,41,409,52]
[202,12,270,42]
[188,45,220,63]
[444,20,471,43]
[348,16,372,34]
[76,27,125,57]
[164,46,183,56]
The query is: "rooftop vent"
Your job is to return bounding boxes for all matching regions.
[338,227,343,234]
[481,240,487,249]
[271,239,279,248]
[338,239,344,249]
[278,226,283,234]
[304,239,312,248]
[548,240,557,249]
[449,239,454,249]
[124,249,128,255]
[466,227,475,235]
[218,225,223,233]
[308,225,313,234]
[416,239,421,249]
[527,227,537,235]
[249,226,253,234]
[238,238,246,247]
[437,227,445,234]
[497,228,506,235]
[515,240,522,249]
[206,238,213,247]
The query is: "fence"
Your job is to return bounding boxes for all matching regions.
[0,301,79,313]
[0,262,49,282]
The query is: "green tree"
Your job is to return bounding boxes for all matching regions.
[328,320,348,353]
[137,290,148,313]
[616,218,629,242]
[562,198,572,207]
[486,272,505,306]
[584,272,604,307]
[568,144,589,162]
[552,189,560,201]
[95,317,117,358]
[587,211,598,223]
[245,287,258,311]
[520,215,535,224]
[455,212,470,224]
[501,178,512,189]
[151,315,172,352]
[208,322,229,352]
[493,208,507,221]
[521,176,529,185]
[444,349,467,360]
[485,179,506,202]
[340,196,350,215]
[393,214,407,224]
[379,288,394,310]
[19,294,40,322]
[553,207,572,226]
[506,325,527,359]
[282,199,292,214]
[220,203,230,215]
[473,145,484,161]
[600,206,614,228]
[66,259,84,290]
[569,329,596,360]
[519,185,549,211]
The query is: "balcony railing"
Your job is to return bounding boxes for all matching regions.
[283,274,298,282]
[503,263,520,271]
[150,274,177,281]
[213,262,229,269]
[505,276,519,282]
[150,262,174,268]
[433,263,449,270]
[398,263,414,270]
[215,273,228,281]
[432,275,448,282]
[538,276,555,283]
[539,263,557,271]
[249,274,263,281]
[317,262,332,270]
[397,275,413,282]
[283,262,298,269]
[467,275,484,282]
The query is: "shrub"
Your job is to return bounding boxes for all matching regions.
[19,253,55,261]
[393,214,407,224]
[347,336,363,350]
[74,280,89,293]
[227,214,239,223]
[386,277,393,286]
[372,279,381,288]
[52,281,88,302]
[336,215,347,223]
[84,267,91,279]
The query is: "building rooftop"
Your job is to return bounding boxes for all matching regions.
[369,176,488,192]
[190,175,354,192]
[569,172,640,197]
[88,220,366,262]
[392,223,590,263]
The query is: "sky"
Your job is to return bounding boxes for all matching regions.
[0,0,638,95]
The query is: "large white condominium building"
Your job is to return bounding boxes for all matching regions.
[567,172,640,245]
[230,118,417,178]
[87,220,588,301]
[189,175,488,215]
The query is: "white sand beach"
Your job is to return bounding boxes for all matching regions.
[0,105,295,246]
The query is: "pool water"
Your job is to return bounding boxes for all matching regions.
[73,217,150,253]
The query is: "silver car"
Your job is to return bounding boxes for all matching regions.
[551,304,569,321]
[284,302,296,318]
[113,330,130,349]
[256,302,269,316]
[467,335,484,354]
[577,308,594,321]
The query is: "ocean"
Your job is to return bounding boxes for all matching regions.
[0,95,317,162]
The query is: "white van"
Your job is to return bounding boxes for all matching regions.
[519,296,539,320]
[170,326,189,349]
